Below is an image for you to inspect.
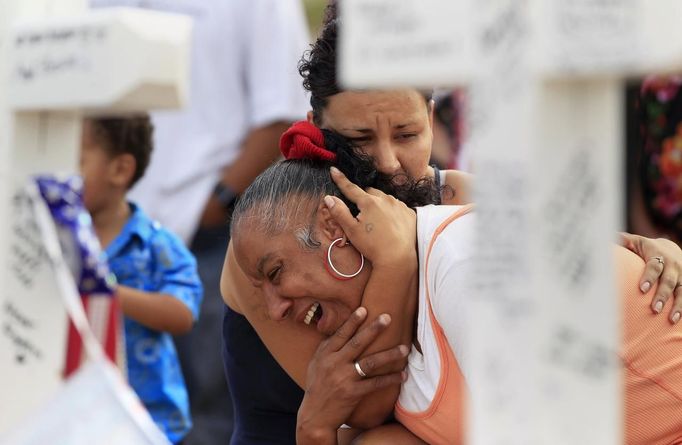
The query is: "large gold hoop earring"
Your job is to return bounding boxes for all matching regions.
[326,238,364,280]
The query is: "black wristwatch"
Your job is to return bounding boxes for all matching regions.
[213,182,238,211]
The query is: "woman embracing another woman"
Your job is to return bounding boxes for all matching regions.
[227,121,682,445]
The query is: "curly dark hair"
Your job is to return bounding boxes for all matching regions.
[322,0,337,26]
[637,76,682,240]
[89,115,154,188]
[299,18,341,125]
[322,129,441,213]
[299,14,433,126]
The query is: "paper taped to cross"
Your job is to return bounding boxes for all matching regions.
[339,1,682,444]
[0,0,189,441]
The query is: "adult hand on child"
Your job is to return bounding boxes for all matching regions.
[296,307,408,445]
[324,167,417,270]
[621,233,682,323]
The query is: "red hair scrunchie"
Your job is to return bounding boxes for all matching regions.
[279,121,337,162]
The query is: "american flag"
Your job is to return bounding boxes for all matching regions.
[34,175,126,378]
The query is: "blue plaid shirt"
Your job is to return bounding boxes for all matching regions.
[105,203,203,444]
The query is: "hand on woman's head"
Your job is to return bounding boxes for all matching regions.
[279,120,441,213]
[323,167,418,269]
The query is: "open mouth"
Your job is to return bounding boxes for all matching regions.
[303,302,323,325]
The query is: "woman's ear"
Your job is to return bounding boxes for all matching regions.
[316,202,348,245]
[306,110,315,124]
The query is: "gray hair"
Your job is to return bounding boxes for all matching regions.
[231,149,442,250]
[230,160,338,250]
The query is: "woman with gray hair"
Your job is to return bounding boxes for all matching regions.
[229,125,682,445]
[220,9,682,443]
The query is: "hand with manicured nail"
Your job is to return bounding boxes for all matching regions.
[621,233,682,323]
[325,167,417,269]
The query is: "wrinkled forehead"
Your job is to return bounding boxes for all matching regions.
[232,198,318,263]
[233,196,319,237]
[231,225,267,278]
[321,89,430,127]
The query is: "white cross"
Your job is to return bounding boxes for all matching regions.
[341,1,682,444]
[0,0,190,432]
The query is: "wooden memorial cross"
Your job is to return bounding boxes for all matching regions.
[0,0,190,432]
[340,1,682,444]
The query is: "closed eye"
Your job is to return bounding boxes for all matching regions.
[267,266,281,283]
[398,133,417,140]
[348,136,372,145]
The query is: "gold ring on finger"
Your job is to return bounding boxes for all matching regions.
[354,361,367,378]
[649,256,665,266]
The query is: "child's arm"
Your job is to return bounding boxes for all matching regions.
[116,286,194,335]
[119,229,203,335]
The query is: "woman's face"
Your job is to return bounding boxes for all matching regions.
[316,89,434,180]
[233,213,371,336]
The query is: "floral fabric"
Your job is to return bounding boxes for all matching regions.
[105,202,203,444]
[639,75,682,239]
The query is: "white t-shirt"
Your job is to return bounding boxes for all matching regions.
[398,205,476,412]
[91,0,310,242]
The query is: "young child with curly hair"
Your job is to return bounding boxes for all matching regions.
[80,116,203,444]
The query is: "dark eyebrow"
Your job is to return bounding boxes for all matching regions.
[340,122,418,133]
[256,253,274,278]
[340,127,372,134]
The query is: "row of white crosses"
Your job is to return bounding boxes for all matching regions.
[0,0,190,438]
[341,0,682,444]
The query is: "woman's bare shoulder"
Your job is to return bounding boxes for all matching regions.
[442,169,473,205]
[220,242,244,311]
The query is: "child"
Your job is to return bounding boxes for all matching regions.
[80,115,203,444]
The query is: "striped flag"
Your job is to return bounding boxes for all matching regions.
[34,175,125,377]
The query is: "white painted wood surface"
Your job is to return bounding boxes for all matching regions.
[0,0,190,435]
[341,1,682,443]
